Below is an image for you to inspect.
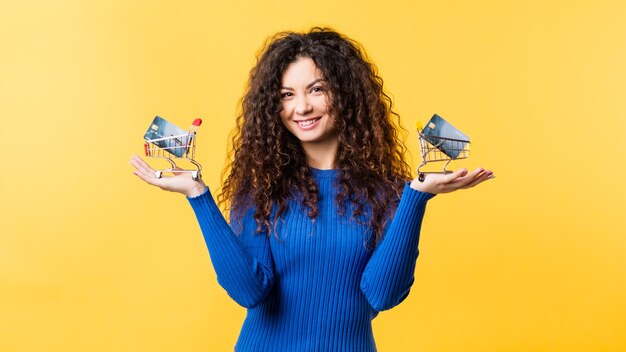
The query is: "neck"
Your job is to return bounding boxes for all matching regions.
[302,139,339,170]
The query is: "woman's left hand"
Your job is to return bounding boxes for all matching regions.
[409,168,494,194]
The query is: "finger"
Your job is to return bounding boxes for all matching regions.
[443,168,469,183]
[132,168,160,186]
[130,155,155,176]
[449,168,485,187]
[461,170,493,189]
[130,155,153,171]
[130,156,164,185]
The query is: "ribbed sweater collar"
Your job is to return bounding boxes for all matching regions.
[310,167,338,179]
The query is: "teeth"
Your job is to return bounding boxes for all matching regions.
[298,118,319,127]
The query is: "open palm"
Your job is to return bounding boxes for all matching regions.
[130,155,207,197]
[410,168,494,194]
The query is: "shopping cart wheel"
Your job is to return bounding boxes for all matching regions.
[155,171,162,179]
[192,171,200,181]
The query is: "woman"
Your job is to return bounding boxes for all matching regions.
[131,28,493,351]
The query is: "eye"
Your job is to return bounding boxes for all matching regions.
[280,92,293,99]
[310,86,325,94]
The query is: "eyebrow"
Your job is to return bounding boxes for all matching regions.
[281,79,324,90]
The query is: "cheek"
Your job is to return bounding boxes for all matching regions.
[326,111,338,129]
[279,101,291,120]
[278,106,289,123]
[316,95,331,113]
[280,115,289,129]
[279,106,292,129]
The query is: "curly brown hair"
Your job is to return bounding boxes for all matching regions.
[217,27,413,246]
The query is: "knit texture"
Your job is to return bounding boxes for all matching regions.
[188,168,434,351]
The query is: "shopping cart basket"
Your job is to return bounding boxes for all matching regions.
[144,118,203,180]
[415,115,470,182]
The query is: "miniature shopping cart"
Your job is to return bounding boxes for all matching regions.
[144,118,203,180]
[415,114,470,182]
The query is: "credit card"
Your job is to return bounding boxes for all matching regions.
[420,114,470,159]
[143,116,190,157]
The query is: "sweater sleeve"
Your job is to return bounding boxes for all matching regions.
[359,183,435,311]
[187,188,275,308]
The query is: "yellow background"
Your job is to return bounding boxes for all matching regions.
[1,0,625,351]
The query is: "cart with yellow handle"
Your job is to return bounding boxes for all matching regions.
[415,116,470,182]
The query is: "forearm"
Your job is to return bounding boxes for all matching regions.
[188,188,274,308]
[360,184,434,311]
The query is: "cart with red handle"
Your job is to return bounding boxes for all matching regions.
[144,118,203,180]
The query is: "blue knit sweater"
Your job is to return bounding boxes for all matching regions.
[187,168,434,351]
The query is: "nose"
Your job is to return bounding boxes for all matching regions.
[294,94,313,116]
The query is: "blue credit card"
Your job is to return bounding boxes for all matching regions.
[143,116,190,157]
[420,114,470,159]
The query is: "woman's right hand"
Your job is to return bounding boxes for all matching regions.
[130,155,207,197]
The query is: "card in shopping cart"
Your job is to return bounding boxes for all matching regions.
[420,114,470,159]
[143,116,191,157]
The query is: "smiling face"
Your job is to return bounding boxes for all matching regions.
[279,57,337,150]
